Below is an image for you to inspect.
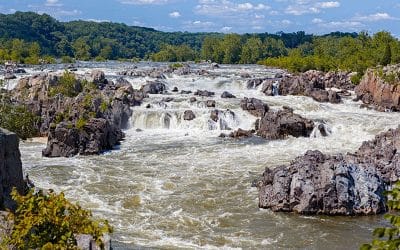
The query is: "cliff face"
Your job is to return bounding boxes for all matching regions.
[0,128,25,210]
[355,67,400,111]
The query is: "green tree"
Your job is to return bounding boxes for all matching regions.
[221,34,242,64]
[73,38,91,61]
[382,44,392,66]
[361,182,400,250]
[240,37,263,64]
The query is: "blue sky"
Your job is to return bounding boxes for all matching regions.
[0,0,399,35]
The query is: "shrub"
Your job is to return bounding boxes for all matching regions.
[100,100,108,113]
[361,182,400,250]
[75,117,87,130]
[0,102,40,139]
[351,73,363,85]
[61,56,76,64]
[3,188,112,249]
[49,70,80,97]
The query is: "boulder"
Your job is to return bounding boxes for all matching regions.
[183,110,196,121]
[194,90,215,97]
[206,100,216,108]
[172,87,179,92]
[180,90,192,95]
[256,108,314,139]
[141,81,166,95]
[240,97,269,117]
[189,97,197,103]
[221,91,236,98]
[4,73,16,80]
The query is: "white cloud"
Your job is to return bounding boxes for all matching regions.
[353,12,398,22]
[285,0,340,15]
[45,0,62,7]
[56,9,81,16]
[221,26,232,32]
[195,0,270,16]
[312,18,323,23]
[169,11,181,18]
[316,1,340,8]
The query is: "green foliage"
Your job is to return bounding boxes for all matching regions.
[151,44,197,62]
[100,101,108,113]
[75,117,87,130]
[361,182,400,250]
[0,100,40,139]
[3,188,112,249]
[382,44,392,66]
[169,62,184,69]
[61,55,76,63]
[49,70,80,97]
[351,73,363,85]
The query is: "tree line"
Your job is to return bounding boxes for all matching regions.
[0,11,399,82]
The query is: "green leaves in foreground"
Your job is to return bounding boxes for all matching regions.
[3,188,112,249]
[361,182,400,250]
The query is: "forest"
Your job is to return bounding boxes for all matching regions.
[0,11,399,82]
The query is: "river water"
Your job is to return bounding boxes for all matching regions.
[17,62,400,249]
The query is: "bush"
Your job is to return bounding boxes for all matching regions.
[2,188,112,249]
[49,70,80,97]
[0,102,40,139]
[361,182,400,250]
[61,56,76,64]
[75,117,87,130]
[351,73,363,85]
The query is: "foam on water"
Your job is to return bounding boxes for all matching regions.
[20,62,397,249]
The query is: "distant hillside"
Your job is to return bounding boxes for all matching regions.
[0,11,356,60]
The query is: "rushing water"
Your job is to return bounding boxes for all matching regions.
[18,62,400,249]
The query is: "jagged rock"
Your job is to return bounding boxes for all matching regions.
[258,150,386,215]
[42,119,124,157]
[162,97,174,102]
[256,108,314,139]
[141,81,166,95]
[194,90,215,97]
[210,110,219,122]
[172,87,179,92]
[13,68,26,74]
[240,97,269,117]
[0,128,26,210]
[221,91,236,98]
[355,67,400,111]
[228,128,255,138]
[180,90,192,94]
[4,73,16,80]
[183,110,196,121]
[89,70,107,85]
[206,100,216,108]
[189,97,197,103]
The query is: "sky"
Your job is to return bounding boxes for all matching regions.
[0,0,399,36]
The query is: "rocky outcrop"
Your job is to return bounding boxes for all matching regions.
[219,128,255,138]
[221,91,236,98]
[194,90,215,97]
[43,119,124,157]
[256,107,314,140]
[262,70,353,103]
[355,66,400,111]
[258,150,386,215]
[240,97,269,117]
[258,126,400,215]
[0,128,26,210]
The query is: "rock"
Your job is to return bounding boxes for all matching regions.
[210,110,219,122]
[256,108,314,139]
[206,100,216,108]
[211,63,219,69]
[355,67,400,111]
[194,90,215,97]
[247,78,266,89]
[258,150,386,215]
[162,97,174,102]
[141,81,166,95]
[221,91,236,98]
[0,128,26,210]
[4,73,16,80]
[240,97,269,117]
[42,119,124,157]
[172,87,179,92]
[189,97,197,103]
[14,68,26,74]
[183,110,196,121]
[88,70,108,87]
[240,72,251,78]
[145,104,151,109]
[263,70,352,103]
[180,90,192,95]
[76,234,112,250]
[228,128,255,138]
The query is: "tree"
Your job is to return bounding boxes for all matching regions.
[361,182,400,249]
[240,37,263,64]
[381,44,392,66]
[221,34,242,64]
[73,38,91,60]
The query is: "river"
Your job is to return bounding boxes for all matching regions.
[17,62,400,249]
